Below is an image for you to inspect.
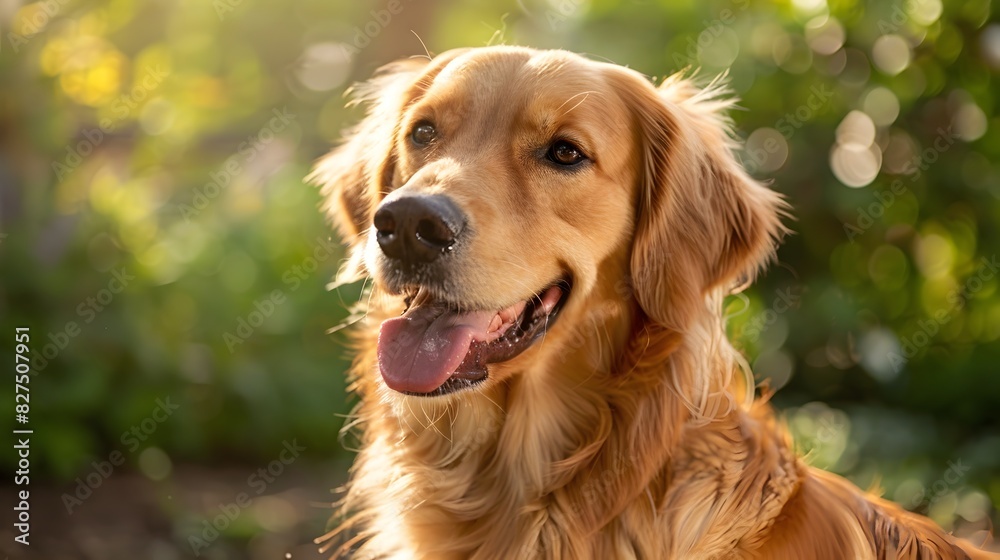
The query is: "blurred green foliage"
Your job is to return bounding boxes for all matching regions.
[1,0,998,536]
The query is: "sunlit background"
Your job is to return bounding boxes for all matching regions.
[1,0,998,557]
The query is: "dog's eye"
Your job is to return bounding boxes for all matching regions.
[411,122,437,146]
[546,140,587,166]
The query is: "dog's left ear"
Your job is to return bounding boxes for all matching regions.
[308,57,430,278]
[610,69,789,331]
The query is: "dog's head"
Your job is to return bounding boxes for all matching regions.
[313,46,785,397]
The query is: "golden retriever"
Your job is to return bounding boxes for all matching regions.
[310,46,997,559]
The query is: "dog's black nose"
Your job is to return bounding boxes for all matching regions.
[373,195,466,265]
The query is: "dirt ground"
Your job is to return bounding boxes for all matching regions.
[0,462,348,560]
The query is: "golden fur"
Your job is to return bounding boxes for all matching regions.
[311,46,997,559]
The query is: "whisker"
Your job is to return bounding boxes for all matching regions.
[555,90,600,114]
[558,91,593,119]
[481,390,507,416]
[411,31,432,60]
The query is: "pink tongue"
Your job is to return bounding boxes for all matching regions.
[378,305,498,394]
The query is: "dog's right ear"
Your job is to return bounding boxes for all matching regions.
[308,57,429,273]
[607,69,789,332]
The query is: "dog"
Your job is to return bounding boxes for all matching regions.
[310,46,997,559]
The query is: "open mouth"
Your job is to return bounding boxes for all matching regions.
[376,277,572,396]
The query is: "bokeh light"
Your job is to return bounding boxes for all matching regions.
[831,111,881,187]
[872,34,911,76]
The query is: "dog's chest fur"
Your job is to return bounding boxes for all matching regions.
[338,328,802,560]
